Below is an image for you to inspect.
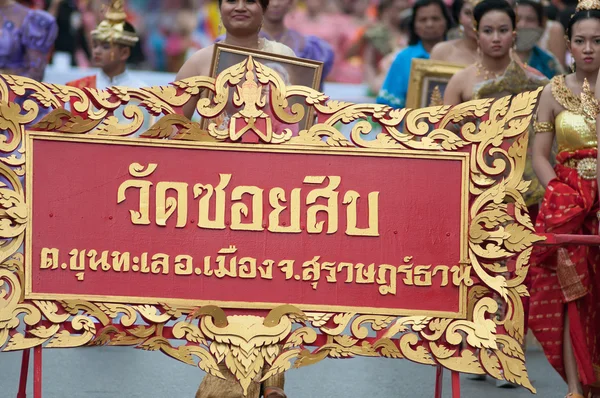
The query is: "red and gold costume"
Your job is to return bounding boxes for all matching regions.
[529,75,600,387]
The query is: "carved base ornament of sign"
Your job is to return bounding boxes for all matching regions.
[0,55,544,395]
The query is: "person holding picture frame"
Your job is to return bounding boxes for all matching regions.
[176,0,295,122]
[179,5,291,398]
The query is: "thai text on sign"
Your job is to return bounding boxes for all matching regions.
[27,133,470,316]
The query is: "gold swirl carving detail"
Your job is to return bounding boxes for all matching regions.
[0,67,543,394]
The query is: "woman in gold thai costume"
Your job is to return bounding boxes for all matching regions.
[530,0,600,396]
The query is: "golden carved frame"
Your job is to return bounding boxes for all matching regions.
[406,59,465,108]
[0,55,543,395]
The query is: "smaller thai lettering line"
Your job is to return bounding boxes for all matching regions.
[39,246,473,296]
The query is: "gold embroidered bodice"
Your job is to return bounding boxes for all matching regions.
[552,75,598,153]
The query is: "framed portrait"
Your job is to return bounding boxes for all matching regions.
[406,59,465,108]
[202,42,324,133]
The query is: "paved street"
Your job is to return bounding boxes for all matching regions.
[0,345,566,397]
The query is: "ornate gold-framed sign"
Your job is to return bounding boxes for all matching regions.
[406,59,465,108]
[0,55,542,395]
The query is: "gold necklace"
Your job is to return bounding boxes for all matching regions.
[475,60,503,80]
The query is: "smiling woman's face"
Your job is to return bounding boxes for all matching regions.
[221,0,265,36]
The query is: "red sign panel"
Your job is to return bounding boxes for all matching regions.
[26,133,470,317]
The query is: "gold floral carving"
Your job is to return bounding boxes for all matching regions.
[0,57,543,394]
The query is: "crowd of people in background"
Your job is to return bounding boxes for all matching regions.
[9,0,576,85]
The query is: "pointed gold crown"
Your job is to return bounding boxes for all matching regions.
[576,0,600,11]
[91,0,138,47]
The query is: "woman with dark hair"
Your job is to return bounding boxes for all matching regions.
[515,0,564,78]
[444,0,547,104]
[531,0,600,395]
[177,0,294,120]
[376,0,452,108]
[444,0,547,248]
[430,0,478,65]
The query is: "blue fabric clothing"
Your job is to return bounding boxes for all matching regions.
[0,3,57,81]
[527,46,563,80]
[376,42,429,109]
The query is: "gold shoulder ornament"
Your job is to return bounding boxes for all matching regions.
[533,120,554,134]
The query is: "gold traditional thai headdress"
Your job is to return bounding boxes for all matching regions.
[576,0,600,11]
[91,0,138,47]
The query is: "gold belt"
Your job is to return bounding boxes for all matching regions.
[564,157,597,180]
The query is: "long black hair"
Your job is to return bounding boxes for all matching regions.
[473,0,516,30]
[566,9,600,38]
[408,0,454,45]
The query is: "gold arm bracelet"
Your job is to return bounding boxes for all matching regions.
[534,121,554,134]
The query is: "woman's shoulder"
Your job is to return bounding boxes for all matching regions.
[431,40,457,52]
[21,7,58,50]
[262,39,296,58]
[452,64,476,79]
[24,7,57,27]
[547,19,565,35]
[538,75,565,110]
[177,45,214,80]
[429,40,459,61]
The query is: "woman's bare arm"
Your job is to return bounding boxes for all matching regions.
[547,22,567,68]
[532,85,557,188]
[443,70,464,106]
[175,47,213,120]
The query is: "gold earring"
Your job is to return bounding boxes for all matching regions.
[218,20,224,33]
[570,58,576,72]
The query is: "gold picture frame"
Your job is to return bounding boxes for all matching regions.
[201,42,324,133]
[406,59,465,108]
